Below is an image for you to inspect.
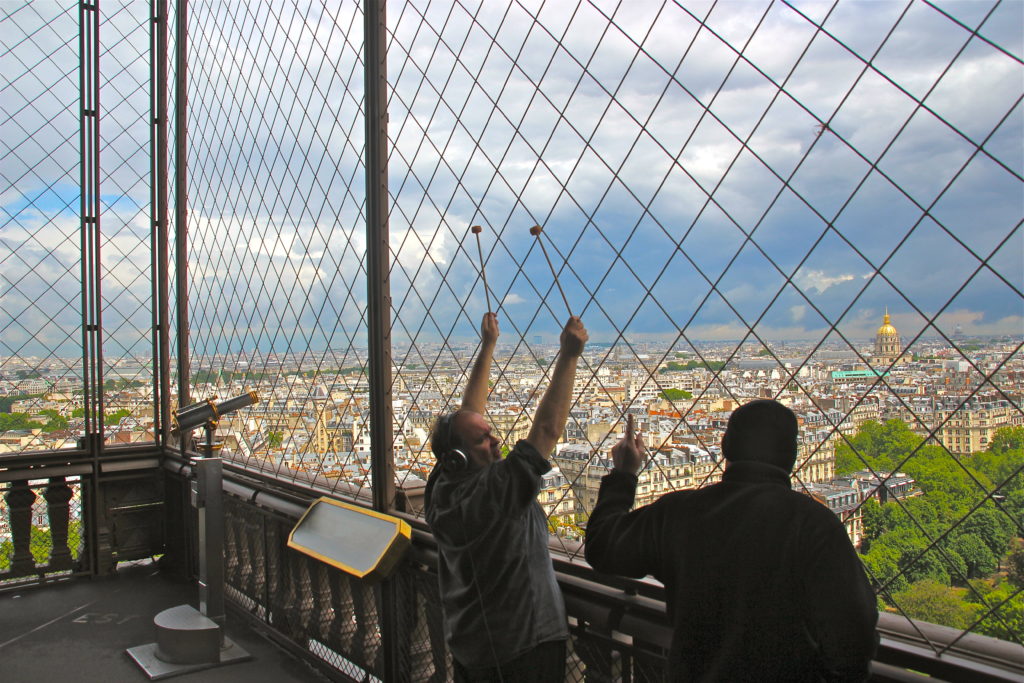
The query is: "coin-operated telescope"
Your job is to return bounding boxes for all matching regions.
[128,390,261,678]
[172,391,259,458]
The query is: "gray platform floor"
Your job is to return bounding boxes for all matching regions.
[0,563,330,683]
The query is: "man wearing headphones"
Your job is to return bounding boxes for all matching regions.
[425,311,588,682]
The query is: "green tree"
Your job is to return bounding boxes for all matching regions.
[860,498,886,547]
[898,543,952,586]
[835,419,923,475]
[906,448,991,501]
[861,542,907,595]
[1003,489,1024,531]
[106,408,133,425]
[892,579,978,630]
[71,406,128,420]
[0,394,42,413]
[988,425,1024,453]
[0,412,44,432]
[103,378,146,391]
[40,409,68,432]
[267,431,284,448]
[660,360,726,373]
[956,507,1014,558]
[660,388,693,401]
[950,534,997,580]
[1006,538,1024,587]
[967,580,1024,642]
[967,431,1024,496]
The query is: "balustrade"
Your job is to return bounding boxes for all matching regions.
[1,475,82,582]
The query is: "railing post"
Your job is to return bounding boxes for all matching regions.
[44,477,75,570]
[364,1,399,680]
[6,481,37,575]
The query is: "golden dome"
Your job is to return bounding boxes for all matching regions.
[877,311,898,336]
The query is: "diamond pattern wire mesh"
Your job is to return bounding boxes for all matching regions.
[1,2,156,453]
[1,2,82,452]
[98,3,156,446]
[380,0,1023,650]
[184,1,375,493]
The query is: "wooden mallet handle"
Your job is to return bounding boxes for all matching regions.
[471,225,492,312]
[530,225,572,317]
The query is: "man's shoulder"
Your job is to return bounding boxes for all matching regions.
[781,486,841,513]
[649,485,706,509]
[426,468,484,513]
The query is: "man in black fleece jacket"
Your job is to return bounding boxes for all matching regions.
[585,400,878,681]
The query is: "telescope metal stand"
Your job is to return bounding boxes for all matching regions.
[128,454,251,679]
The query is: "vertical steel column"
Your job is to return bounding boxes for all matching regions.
[365,0,395,512]
[364,2,399,680]
[152,0,171,444]
[80,0,106,576]
[175,0,191,407]
[80,0,103,440]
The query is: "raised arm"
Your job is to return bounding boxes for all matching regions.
[461,312,498,414]
[526,316,587,458]
[611,414,645,474]
[585,415,657,577]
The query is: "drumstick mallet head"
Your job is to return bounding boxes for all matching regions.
[470,225,492,313]
[530,225,572,317]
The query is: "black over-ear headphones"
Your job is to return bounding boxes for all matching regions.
[433,411,469,473]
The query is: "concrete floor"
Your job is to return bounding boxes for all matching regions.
[0,562,331,683]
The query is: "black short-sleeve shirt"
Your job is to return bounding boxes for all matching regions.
[425,439,569,669]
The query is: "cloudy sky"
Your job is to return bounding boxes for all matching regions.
[3,0,1022,363]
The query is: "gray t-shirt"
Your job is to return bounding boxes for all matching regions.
[425,439,569,669]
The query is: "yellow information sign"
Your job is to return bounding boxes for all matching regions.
[287,497,411,581]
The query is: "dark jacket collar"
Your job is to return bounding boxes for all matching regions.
[721,459,792,488]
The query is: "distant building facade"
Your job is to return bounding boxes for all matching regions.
[802,482,865,548]
[934,398,1021,455]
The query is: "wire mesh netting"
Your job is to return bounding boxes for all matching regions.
[184,1,374,491]
[182,0,1022,650]
[2,0,1022,661]
[1,1,156,452]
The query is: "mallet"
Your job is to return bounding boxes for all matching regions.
[530,225,572,317]
[470,225,492,313]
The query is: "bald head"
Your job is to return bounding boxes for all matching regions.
[722,399,798,472]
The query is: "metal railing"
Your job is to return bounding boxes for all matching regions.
[163,450,1023,682]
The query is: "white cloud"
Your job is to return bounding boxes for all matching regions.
[794,269,856,294]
